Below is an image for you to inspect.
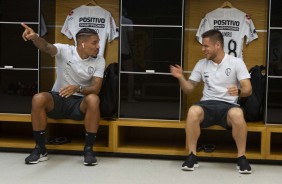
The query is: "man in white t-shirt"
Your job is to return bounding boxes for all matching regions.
[170,30,252,174]
[21,23,105,166]
[61,5,119,57]
[196,7,258,59]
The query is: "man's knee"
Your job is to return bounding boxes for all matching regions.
[84,94,100,107]
[228,107,246,126]
[187,105,204,122]
[32,92,50,106]
[228,107,244,119]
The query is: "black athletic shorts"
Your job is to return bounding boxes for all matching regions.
[47,91,85,120]
[195,100,241,129]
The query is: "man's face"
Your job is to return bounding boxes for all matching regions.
[201,37,219,61]
[84,35,100,57]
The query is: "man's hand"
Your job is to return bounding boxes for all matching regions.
[59,85,80,98]
[170,64,184,79]
[21,23,38,41]
[227,85,239,96]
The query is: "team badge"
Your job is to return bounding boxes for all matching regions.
[88,66,94,75]
[225,68,231,76]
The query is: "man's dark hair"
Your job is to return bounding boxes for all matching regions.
[202,29,224,47]
[75,28,98,41]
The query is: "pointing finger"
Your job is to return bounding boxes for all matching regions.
[21,23,30,29]
[22,33,28,41]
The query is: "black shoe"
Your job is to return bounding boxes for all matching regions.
[181,152,199,171]
[237,155,252,174]
[84,150,97,166]
[25,145,48,164]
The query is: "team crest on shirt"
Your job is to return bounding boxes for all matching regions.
[88,66,94,75]
[225,68,231,76]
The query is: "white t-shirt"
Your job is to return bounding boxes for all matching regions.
[196,8,258,59]
[52,43,105,96]
[61,5,119,57]
[189,54,250,104]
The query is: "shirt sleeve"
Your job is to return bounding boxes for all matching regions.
[196,17,210,44]
[53,43,72,60]
[189,60,204,82]
[107,16,119,42]
[61,11,74,39]
[244,14,258,44]
[53,43,62,58]
[236,59,251,81]
[94,57,106,78]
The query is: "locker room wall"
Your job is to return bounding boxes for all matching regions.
[41,0,268,110]
[42,0,268,68]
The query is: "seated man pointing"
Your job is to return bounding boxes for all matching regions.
[21,23,105,166]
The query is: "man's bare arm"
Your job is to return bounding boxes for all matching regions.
[21,23,57,56]
[179,77,198,95]
[80,77,103,95]
[239,79,252,97]
[170,64,198,95]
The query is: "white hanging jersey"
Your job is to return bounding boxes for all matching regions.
[196,8,258,59]
[61,5,119,57]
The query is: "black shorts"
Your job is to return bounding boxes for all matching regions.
[47,91,85,120]
[195,100,241,129]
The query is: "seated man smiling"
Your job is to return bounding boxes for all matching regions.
[170,29,252,174]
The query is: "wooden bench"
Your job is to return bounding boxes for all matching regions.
[0,113,112,152]
[0,113,273,160]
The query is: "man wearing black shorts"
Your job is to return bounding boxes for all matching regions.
[21,23,105,166]
[170,29,252,174]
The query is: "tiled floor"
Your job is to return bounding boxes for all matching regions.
[1,152,282,184]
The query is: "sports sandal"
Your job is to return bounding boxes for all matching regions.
[203,144,216,153]
[46,136,70,145]
[197,143,204,152]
